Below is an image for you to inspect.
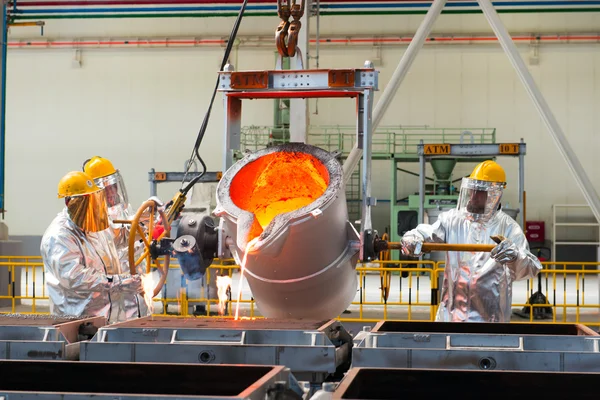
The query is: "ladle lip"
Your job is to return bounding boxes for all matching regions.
[215,143,343,241]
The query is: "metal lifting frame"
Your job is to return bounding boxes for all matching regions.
[342,0,600,224]
[218,61,379,259]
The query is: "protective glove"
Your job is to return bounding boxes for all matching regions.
[110,274,144,294]
[148,196,164,208]
[490,238,519,264]
[400,232,424,257]
[138,198,162,227]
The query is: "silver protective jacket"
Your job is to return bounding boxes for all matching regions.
[107,204,151,318]
[406,208,541,322]
[40,209,142,323]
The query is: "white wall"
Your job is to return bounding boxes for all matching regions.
[4,12,600,240]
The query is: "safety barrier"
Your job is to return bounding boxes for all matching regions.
[1,256,599,327]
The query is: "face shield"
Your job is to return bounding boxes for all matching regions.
[94,171,129,221]
[66,190,110,232]
[457,177,504,223]
[94,171,129,208]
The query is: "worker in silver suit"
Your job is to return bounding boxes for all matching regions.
[83,156,157,319]
[401,160,542,323]
[40,171,144,322]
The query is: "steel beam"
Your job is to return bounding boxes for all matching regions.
[360,91,374,235]
[477,0,600,223]
[223,95,242,171]
[419,147,426,224]
[518,138,525,227]
[0,1,7,218]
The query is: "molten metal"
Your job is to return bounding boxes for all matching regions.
[229,152,329,239]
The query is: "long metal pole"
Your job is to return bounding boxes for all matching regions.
[419,144,426,224]
[518,139,525,228]
[0,1,6,218]
[360,90,374,233]
[477,0,600,224]
[341,0,448,183]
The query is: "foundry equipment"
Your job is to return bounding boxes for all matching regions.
[0,360,305,400]
[352,320,600,372]
[80,316,352,385]
[331,367,600,399]
[0,314,106,361]
[215,143,360,319]
[124,64,380,319]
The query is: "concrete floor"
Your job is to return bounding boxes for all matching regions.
[6,269,599,326]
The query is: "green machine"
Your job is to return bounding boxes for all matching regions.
[391,158,463,261]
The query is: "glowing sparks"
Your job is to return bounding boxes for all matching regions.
[140,273,155,315]
[216,275,232,316]
[235,237,259,320]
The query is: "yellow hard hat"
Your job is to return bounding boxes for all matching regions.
[83,156,117,180]
[58,171,101,198]
[469,160,506,186]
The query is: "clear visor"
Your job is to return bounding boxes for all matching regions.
[67,190,109,232]
[457,177,503,222]
[94,171,129,209]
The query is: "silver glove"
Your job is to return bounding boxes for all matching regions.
[400,232,424,257]
[147,196,164,208]
[110,274,143,294]
[490,238,519,264]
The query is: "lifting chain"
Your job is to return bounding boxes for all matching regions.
[276,0,305,58]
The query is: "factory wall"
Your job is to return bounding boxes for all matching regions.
[3,12,600,247]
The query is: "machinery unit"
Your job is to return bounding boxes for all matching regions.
[331,367,600,399]
[352,320,600,372]
[80,316,352,385]
[130,63,381,321]
[147,168,223,315]
[215,143,360,319]
[0,315,106,361]
[0,360,304,400]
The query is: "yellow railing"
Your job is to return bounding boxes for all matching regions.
[0,256,599,326]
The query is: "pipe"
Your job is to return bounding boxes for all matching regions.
[478,0,600,223]
[386,242,496,252]
[9,1,600,20]
[11,8,600,20]
[342,146,362,186]
[7,33,600,49]
[12,0,600,7]
[0,2,6,218]
[16,0,277,4]
[12,0,600,5]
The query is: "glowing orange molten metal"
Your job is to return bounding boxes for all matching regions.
[229,152,329,241]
